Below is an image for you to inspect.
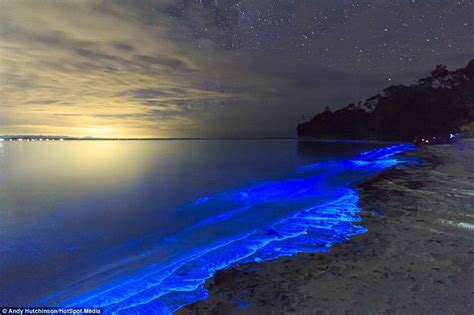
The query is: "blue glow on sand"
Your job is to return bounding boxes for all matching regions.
[34,144,415,314]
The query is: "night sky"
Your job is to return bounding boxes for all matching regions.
[1,0,473,138]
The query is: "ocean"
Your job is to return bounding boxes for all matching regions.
[0,140,413,313]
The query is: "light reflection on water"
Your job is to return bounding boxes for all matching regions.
[0,140,413,313]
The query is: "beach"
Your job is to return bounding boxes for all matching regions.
[178,140,474,314]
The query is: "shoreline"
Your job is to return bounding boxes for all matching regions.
[178,141,474,314]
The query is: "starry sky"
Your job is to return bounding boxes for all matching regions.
[1,0,473,138]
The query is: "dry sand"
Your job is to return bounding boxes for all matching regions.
[178,140,474,314]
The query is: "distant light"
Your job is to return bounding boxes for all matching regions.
[449,133,454,139]
[60,138,64,141]
[0,138,4,141]
[18,138,23,142]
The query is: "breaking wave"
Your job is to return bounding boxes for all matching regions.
[34,144,414,314]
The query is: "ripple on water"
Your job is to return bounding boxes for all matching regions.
[35,144,415,314]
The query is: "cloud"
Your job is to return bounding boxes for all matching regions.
[112,41,135,52]
[0,1,243,137]
[128,88,179,99]
[1,0,472,137]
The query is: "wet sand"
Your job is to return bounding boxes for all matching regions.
[178,140,474,314]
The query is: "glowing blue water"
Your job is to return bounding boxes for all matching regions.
[30,143,414,314]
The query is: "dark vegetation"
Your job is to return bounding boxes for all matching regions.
[297,59,474,141]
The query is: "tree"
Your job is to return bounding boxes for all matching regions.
[431,65,448,78]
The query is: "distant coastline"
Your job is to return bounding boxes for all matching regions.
[0,136,298,141]
[298,59,474,141]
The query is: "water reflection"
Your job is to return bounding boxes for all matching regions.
[0,140,405,312]
[0,141,154,191]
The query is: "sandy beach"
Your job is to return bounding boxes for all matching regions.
[178,140,474,314]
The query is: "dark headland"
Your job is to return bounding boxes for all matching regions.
[178,61,474,314]
[298,60,474,141]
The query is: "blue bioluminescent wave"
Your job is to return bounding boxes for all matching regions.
[34,144,415,314]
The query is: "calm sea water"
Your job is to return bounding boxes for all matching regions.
[0,140,413,313]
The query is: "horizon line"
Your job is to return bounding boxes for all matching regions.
[0,135,298,141]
